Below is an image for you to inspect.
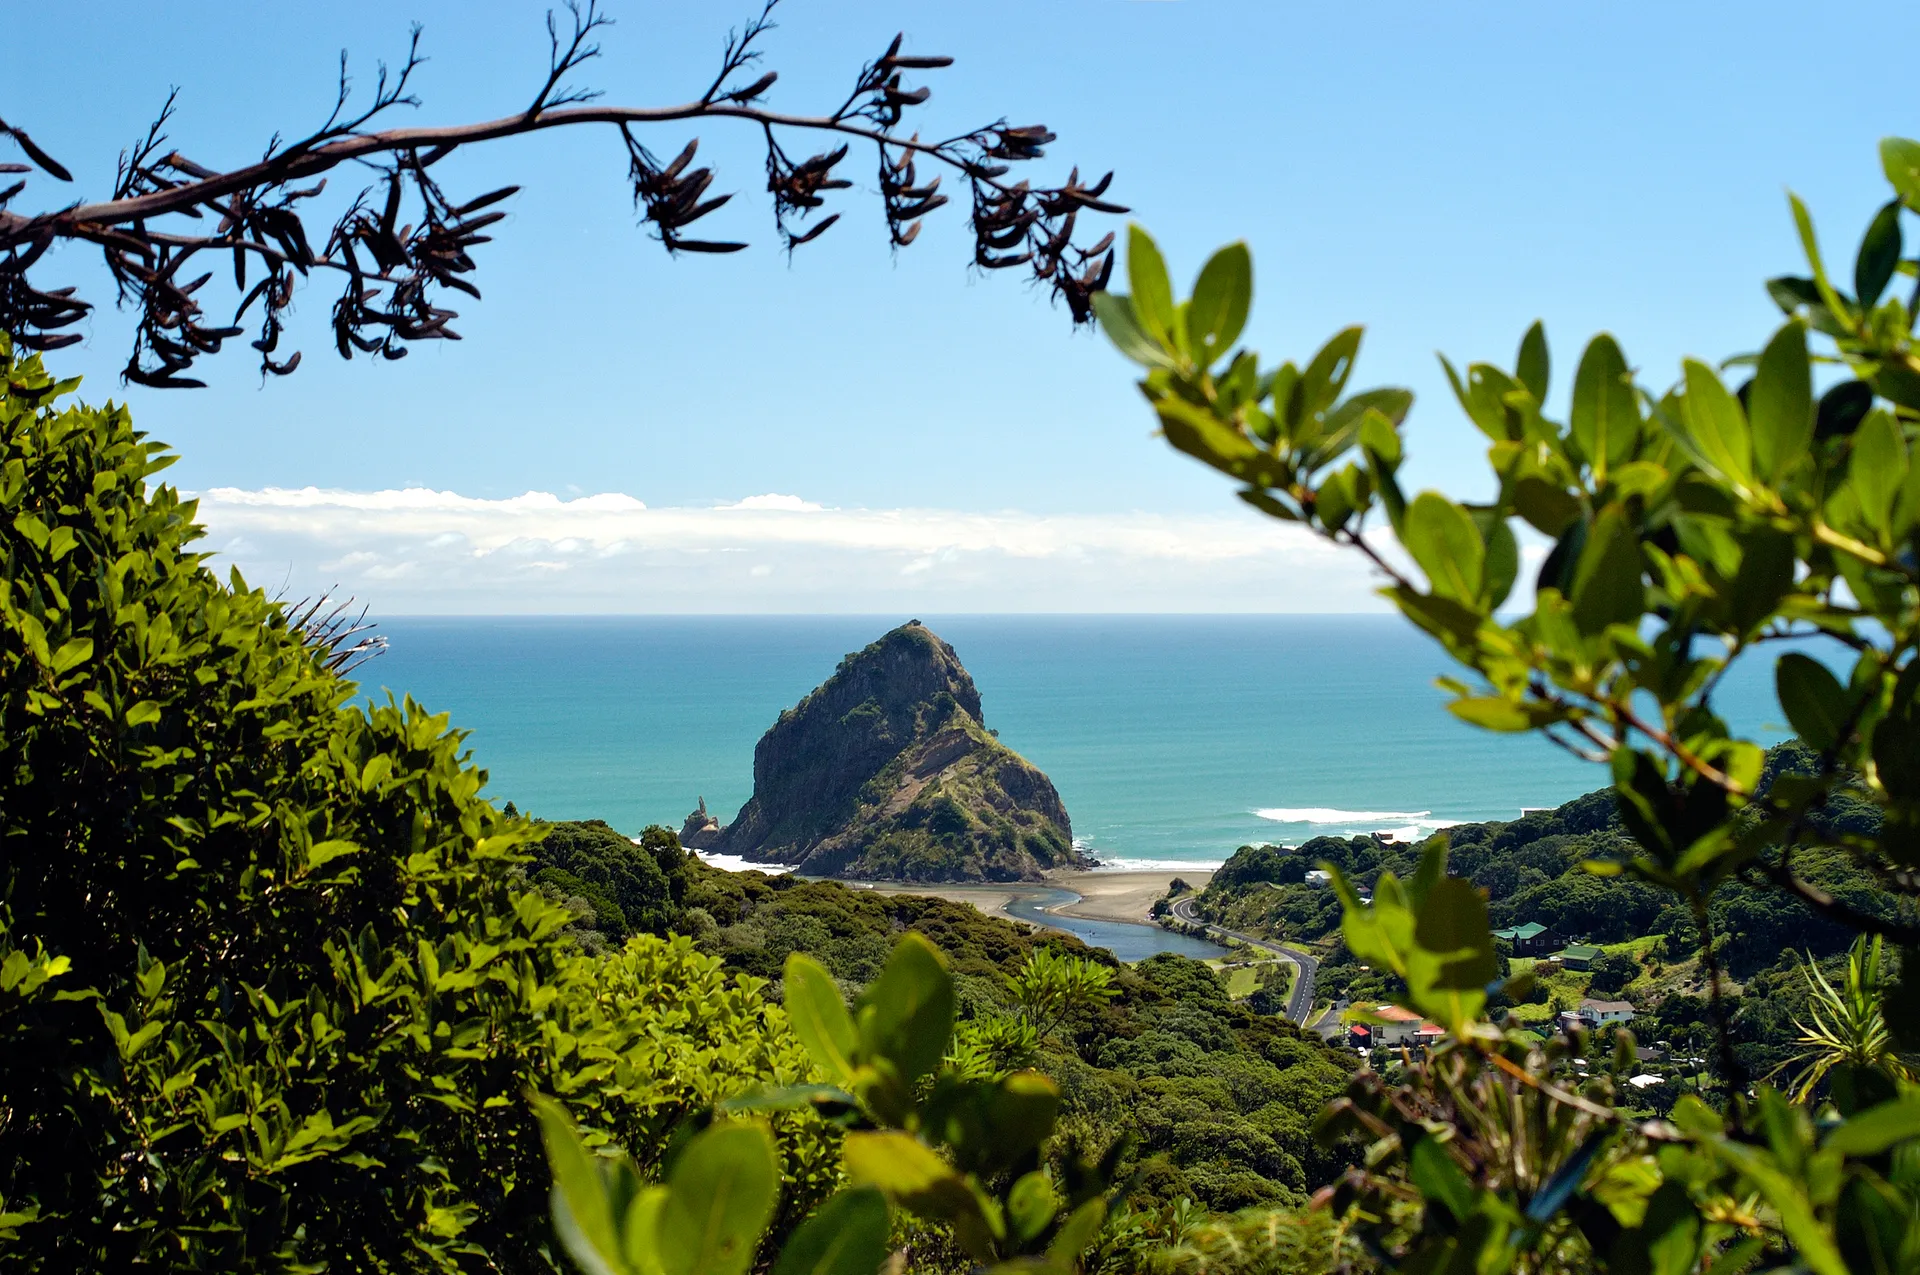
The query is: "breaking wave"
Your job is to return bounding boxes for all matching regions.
[692,849,783,875]
[1252,806,1462,841]
[1090,857,1227,873]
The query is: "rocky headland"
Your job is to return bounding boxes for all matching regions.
[685,621,1087,882]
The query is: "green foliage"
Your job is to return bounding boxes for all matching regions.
[1008,947,1119,1039]
[1198,751,1889,1081]
[527,819,682,944]
[678,863,1357,1212]
[540,933,1128,1275]
[1776,934,1914,1104]
[718,623,1079,883]
[0,341,831,1271]
[1103,137,1920,1272]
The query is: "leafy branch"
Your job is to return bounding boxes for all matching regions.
[0,0,1123,387]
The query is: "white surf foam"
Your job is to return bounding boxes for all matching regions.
[1251,806,1464,843]
[693,850,782,875]
[1253,806,1432,824]
[1090,857,1226,873]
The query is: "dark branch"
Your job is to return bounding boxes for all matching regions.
[0,2,1124,385]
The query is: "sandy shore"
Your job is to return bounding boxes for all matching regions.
[847,869,1213,928]
[1043,869,1213,924]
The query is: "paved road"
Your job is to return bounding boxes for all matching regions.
[1170,896,1318,1026]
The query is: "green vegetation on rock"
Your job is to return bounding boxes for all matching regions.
[706,623,1086,882]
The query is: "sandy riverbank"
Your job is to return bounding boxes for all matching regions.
[851,869,1213,928]
[1042,869,1214,924]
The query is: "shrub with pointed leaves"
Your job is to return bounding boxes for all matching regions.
[0,338,834,1270]
[1098,138,1920,1274]
[538,933,1133,1275]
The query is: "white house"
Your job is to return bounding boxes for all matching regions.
[1578,998,1635,1027]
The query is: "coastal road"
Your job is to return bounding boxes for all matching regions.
[1170,896,1318,1026]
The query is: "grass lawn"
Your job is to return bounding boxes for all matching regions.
[1602,935,1663,958]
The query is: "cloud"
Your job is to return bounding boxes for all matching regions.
[721,493,826,512]
[191,485,1393,613]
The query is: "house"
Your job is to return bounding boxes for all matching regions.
[1366,1004,1427,1046]
[1554,944,1603,970]
[1491,921,1561,956]
[1578,998,1635,1027]
[1347,1024,1373,1051]
[1304,869,1332,887]
[1626,1073,1665,1090]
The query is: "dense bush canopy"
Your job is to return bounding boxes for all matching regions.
[0,341,832,1271]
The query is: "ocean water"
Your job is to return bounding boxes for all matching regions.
[351,615,1794,870]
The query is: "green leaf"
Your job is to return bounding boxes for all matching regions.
[1448,697,1543,732]
[1006,1171,1059,1244]
[1359,406,1403,468]
[1881,137,1920,211]
[843,1130,957,1197]
[1748,320,1812,483]
[1851,407,1909,534]
[1510,476,1580,537]
[1855,200,1904,306]
[1090,292,1173,370]
[1789,192,1852,329]
[1768,275,1823,315]
[306,840,362,872]
[1570,334,1639,477]
[1516,321,1550,403]
[1299,326,1364,420]
[783,954,858,1084]
[1570,507,1643,635]
[1047,1197,1107,1266]
[656,1123,780,1275]
[1680,359,1754,488]
[49,637,92,676]
[1482,516,1518,608]
[1728,528,1795,633]
[1775,653,1850,752]
[1705,1140,1850,1275]
[855,934,954,1084]
[1389,587,1484,647]
[1823,1094,1920,1156]
[843,1130,992,1256]
[1414,878,1497,991]
[1402,493,1484,603]
[768,1188,891,1275]
[1313,389,1411,472]
[1410,1137,1476,1222]
[533,1095,627,1275]
[1186,242,1252,368]
[1126,225,1178,352]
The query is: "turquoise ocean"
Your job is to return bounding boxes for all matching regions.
[353,615,1793,871]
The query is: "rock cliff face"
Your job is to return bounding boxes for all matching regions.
[706,622,1086,881]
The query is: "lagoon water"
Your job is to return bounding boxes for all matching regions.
[353,615,1794,870]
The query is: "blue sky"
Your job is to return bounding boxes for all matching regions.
[8,1,1915,610]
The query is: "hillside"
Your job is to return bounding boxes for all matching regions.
[686,859,1358,1210]
[1185,742,1890,1082]
[521,819,1358,1211]
[695,622,1087,881]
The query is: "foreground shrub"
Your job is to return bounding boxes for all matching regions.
[0,340,831,1271]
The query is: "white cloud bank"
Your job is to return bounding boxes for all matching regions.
[192,485,1393,613]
